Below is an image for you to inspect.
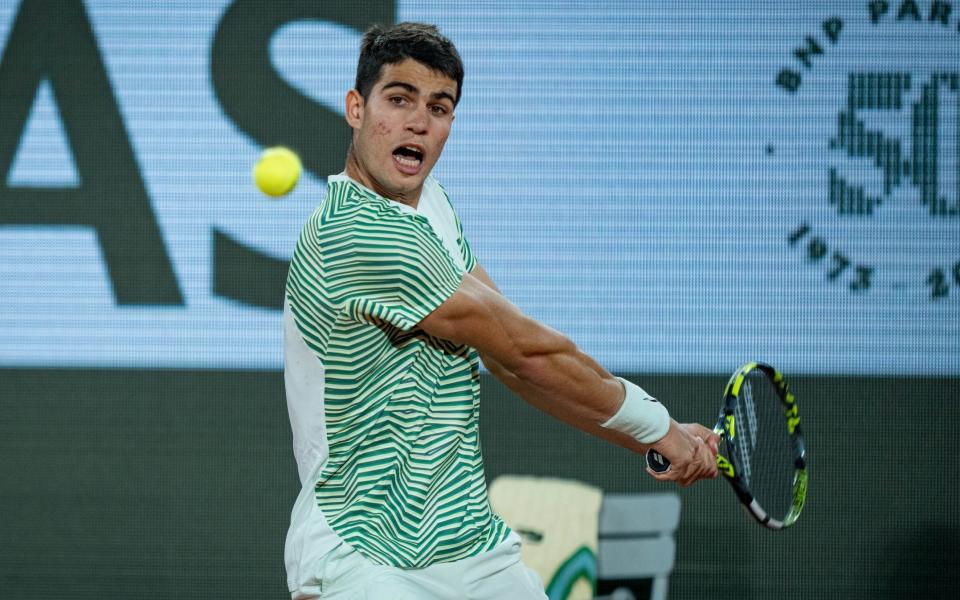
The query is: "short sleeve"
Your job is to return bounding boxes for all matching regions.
[328,214,465,331]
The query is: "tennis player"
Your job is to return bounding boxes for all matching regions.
[283,22,719,599]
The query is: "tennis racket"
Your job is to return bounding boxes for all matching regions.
[645,361,807,530]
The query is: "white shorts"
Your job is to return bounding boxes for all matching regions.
[291,531,547,600]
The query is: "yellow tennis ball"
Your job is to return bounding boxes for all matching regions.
[253,146,302,197]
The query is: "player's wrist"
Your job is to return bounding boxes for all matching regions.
[599,377,671,444]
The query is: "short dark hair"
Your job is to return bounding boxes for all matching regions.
[355,22,464,106]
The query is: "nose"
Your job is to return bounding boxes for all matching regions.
[405,105,429,135]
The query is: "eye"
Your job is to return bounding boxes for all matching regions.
[430,104,450,115]
[389,96,407,106]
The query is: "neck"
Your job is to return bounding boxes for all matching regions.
[344,146,421,209]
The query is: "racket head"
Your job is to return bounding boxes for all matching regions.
[716,362,807,529]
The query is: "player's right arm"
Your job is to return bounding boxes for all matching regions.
[418,270,718,486]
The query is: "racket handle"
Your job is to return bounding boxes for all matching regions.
[645,449,671,473]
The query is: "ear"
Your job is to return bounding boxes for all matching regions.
[345,89,364,129]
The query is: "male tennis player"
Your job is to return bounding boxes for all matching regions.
[283,22,719,599]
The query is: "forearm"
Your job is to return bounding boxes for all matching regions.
[469,265,618,422]
[481,351,650,453]
[508,336,622,421]
[466,265,713,482]
[468,263,666,445]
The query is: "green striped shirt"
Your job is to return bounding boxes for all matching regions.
[285,175,509,568]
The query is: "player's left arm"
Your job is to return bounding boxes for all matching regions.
[469,263,608,419]
[469,262,718,484]
[468,265,641,448]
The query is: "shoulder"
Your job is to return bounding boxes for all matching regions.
[426,177,459,215]
[300,178,451,266]
[299,177,423,245]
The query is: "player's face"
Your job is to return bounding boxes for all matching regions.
[345,58,457,205]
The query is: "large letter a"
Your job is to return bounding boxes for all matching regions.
[0,0,183,305]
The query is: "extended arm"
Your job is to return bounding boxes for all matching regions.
[419,264,718,486]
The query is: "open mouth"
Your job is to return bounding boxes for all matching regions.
[392,145,424,174]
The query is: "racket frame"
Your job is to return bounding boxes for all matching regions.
[715,361,807,530]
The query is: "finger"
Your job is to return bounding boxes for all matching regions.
[694,435,717,459]
[678,456,704,485]
[678,469,699,487]
[689,426,718,453]
[679,467,702,486]
[693,441,717,479]
[708,430,722,450]
[680,468,708,486]
[699,441,718,475]
[706,436,720,456]
[672,443,707,485]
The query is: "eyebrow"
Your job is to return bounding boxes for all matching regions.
[381,81,456,105]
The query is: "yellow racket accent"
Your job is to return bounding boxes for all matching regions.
[728,361,758,397]
[725,414,736,439]
[716,453,735,478]
[785,469,808,527]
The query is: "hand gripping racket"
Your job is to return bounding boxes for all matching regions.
[645,362,808,530]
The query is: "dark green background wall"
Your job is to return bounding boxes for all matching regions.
[2,369,957,598]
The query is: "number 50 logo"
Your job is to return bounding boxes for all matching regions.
[826,72,958,219]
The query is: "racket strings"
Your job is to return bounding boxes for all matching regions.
[736,372,796,521]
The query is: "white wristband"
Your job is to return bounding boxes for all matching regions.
[599,377,671,444]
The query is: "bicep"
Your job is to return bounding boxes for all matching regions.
[461,263,508,374]
[419,273,562,373]
[470,262,499,293]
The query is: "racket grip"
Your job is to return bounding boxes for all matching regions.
[645,449,671,473]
